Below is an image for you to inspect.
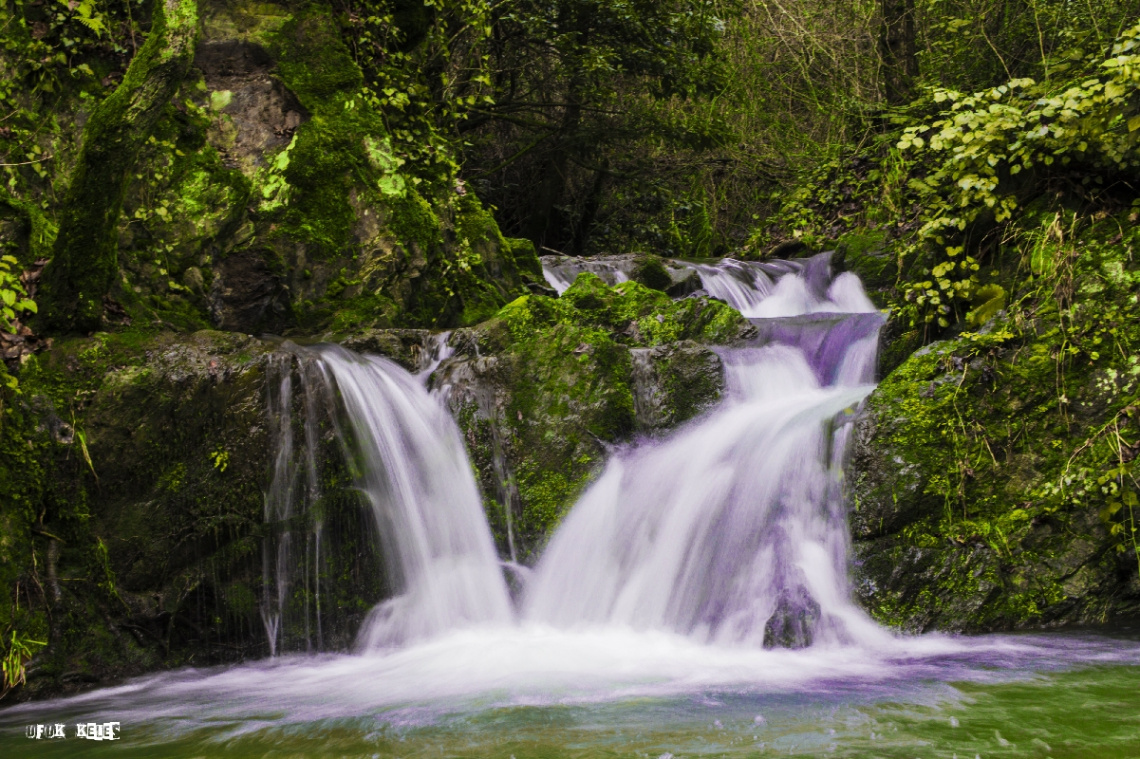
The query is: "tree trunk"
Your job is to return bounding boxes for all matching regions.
[524,104,579,252]
[879,0,918,105]
[40,0,199,333]
[568,163,608,256]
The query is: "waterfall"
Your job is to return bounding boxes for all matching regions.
[538,250,856,313]
[525,253,886,647]
[261,354,325,655]
[415,330,455,383]
[262,344,512,654]
[264,252,884,654]
[541,255,633,294]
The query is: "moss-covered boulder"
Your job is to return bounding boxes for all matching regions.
[850,208,1140,632]
[630,341,724,431]
[2,0,542,337]
[0,328,397,700]
[432,275,752,559]
[0,330,271,699]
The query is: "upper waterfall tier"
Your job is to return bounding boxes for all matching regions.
[541,252,878,318]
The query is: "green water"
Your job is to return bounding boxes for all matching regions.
[3,633,1139,758]
[4,664,1139,757]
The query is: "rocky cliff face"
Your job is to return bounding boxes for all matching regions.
[2,0,544,338]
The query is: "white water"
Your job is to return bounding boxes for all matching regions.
[9,624,1139,749]
[266,344,513,652]
[10,256,1140,750]
[525,257,884,648]
[538,252,875,316]
[318,346,514,648]
[263,254,884,655]
[414,330,455,382]
[261,355,325,655]
[541,254,634,293]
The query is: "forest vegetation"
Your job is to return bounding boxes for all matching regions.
[1,0,1140,700]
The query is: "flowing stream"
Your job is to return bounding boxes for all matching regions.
[4,256,1140,756]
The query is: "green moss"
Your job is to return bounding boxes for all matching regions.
[0,187,56,267]
[397,193,539,328]
[515,459,596,537]
[833,227,896,303]
[270,6,362,111]
[0,329,285,696]
[853,206,1140,631]
[38,0,199,333]
[278,115,361,250]
[504,237,543,278]
[557,274,750,346]
[325,292,402,332]
[631,256,673,292]
[447,277,746,554]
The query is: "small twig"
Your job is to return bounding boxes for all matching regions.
[0,154,53,167]
[31,528,65,543]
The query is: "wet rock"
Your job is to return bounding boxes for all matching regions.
[339,328,431,370]
[630,341,723,431]
[763,587,821,649]
[631,256,673,291]
[5,331,275,699]
[666,270,704,298]
[182,266,206,294]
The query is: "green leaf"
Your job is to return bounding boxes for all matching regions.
[966,284,1006,328]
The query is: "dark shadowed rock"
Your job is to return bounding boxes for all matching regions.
[763,587,821,649]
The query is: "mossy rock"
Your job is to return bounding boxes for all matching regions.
[0,328,392,700]
[630,341,724,431]
[850,210,1140,632]
[0,330,273,699]
[631,255,673,292]
[16,0,538,338]
[431,277,748,559]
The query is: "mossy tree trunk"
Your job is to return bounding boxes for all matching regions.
[879,0,918,105]
[40,0,199,333]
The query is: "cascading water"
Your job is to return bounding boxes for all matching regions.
[262,343,512,654]
[264,252,885,654]
[8,257,1140,758]
[541,254,632,293]
[317,345,513,649]
[525,255,886,647]
[261,354,327,655]
[10,253,1140,757]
